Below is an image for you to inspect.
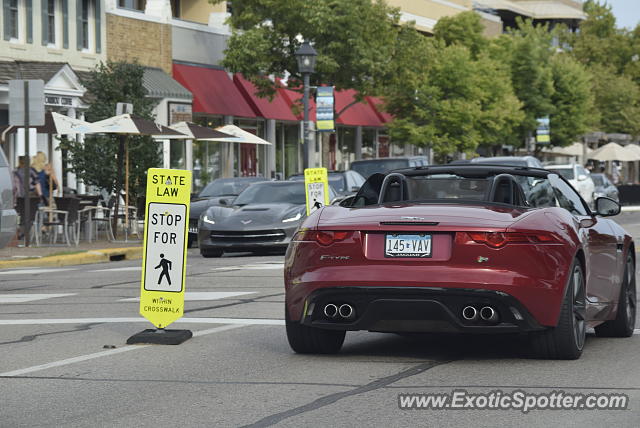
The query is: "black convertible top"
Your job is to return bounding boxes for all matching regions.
[389,164,551,179]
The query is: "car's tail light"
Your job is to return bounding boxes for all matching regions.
[465,232,558,248]
[293,230,351,246]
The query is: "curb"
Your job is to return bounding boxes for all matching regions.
[621,206,640,212]
[0,247,143,269]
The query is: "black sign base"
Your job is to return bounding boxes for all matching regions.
[127,329,193,345]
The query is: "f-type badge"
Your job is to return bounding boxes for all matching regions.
[320,255,351,261]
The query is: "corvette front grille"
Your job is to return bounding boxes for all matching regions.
[209,229,286,242]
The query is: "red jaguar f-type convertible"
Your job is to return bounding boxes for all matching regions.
[284,165,636,359]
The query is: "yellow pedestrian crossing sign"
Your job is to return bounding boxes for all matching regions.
[140,168,191,328]
[304,168,330,216]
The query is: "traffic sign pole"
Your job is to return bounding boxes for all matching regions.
[23,81,30,247]
[127,168,193,345]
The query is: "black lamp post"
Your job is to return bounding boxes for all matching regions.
[294,41,317,170]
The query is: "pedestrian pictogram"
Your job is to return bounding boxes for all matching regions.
[138,168,191,329]
[304,168,330,215]
[156,254,172,285]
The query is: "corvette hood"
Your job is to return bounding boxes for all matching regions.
[190,197,236,219]
[318,203,533,230]
[203,203,305,229]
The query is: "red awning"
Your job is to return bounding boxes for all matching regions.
[334,89,384,128]
[278,85,316,121]
[366,96,393,124]
[233,75,298,121]
[172,63,256,118]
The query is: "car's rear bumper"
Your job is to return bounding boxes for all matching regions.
[295,286,544,334]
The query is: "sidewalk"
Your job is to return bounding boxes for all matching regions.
[0,239,142,269]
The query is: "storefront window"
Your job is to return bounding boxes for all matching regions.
[193,116,224,191]
[336,127,356,170]
[170,139,185,170]
[362,129,377,159]
[234,119,266,177]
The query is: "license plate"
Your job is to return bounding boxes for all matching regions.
[385,234,432,258]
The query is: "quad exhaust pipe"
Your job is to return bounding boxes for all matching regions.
[323,303,356,321]
[323,303,338,319]
[480,306,499,322]
[461,305,499,323]
[462,306,478,321]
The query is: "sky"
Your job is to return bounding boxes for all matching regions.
[605,0,640,29]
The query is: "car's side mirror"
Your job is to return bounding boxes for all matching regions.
[577,174,588,181]
[219,198,228,206]
[595,197,621,217]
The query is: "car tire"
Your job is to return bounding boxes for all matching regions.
[200,248,223,258]
[595,253,636,337]
[531,259,586,360]
[285,308,345,354]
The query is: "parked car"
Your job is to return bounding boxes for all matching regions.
[470,155,544,168]
[350,156,428,178]
[591,173,619,202]
[0,147,17,248]
[546,164,595,207]
[288,170,366,196]
[198,181,336,257]
[189,177,267,247]
[285,164,634,359]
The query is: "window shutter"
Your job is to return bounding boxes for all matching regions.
[94,0,100,53]
[26,0,33,43]
[75,0,82,50]
[62,0,68,48]
[41,0,48,45]
[3,0,11,41]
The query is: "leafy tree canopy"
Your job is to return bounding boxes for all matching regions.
[213,0,418,115]
[60,61,160,202]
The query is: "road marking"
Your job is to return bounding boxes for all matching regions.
[212,262,284,271]
[118,291,255,302]
[0,317,284,326]
[91,266,142,272]
[635,329,640,335]
[0,324,246,377]
[0,294,76,304]
[0,268,76,275]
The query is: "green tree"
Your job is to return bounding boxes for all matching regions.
[60,61,159,204]
[490,19,556,144]
[213,0,419,116]
[549,55,596,147]
[433,11,487,58]
[591,65,640,135]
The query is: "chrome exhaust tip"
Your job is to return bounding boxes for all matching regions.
[480,306,499,323]
[323,303,338,319]
[462,306,478,321]
[338,304,355,320]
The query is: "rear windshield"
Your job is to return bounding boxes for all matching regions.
[351,159,409,178]
[548,168,574,180]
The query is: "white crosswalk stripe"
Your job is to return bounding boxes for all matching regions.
[0,268,76,275]
[91,266,142,272]
[119,291,255,302]
[212,262,284,271]
[0,293,76,303]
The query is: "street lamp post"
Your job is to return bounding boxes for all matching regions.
[295,41,317,170]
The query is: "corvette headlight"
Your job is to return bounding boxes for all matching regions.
[203,215,215,225]
[282,212,302,223]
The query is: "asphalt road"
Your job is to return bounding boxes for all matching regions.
[1,213,640,427]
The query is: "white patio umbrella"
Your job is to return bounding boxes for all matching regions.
[623,144,640,158]
[212,124,272,145]
[91,114,189,239]
[588,142,640,162]
[169,121,238,141]
[546,142,592,157]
